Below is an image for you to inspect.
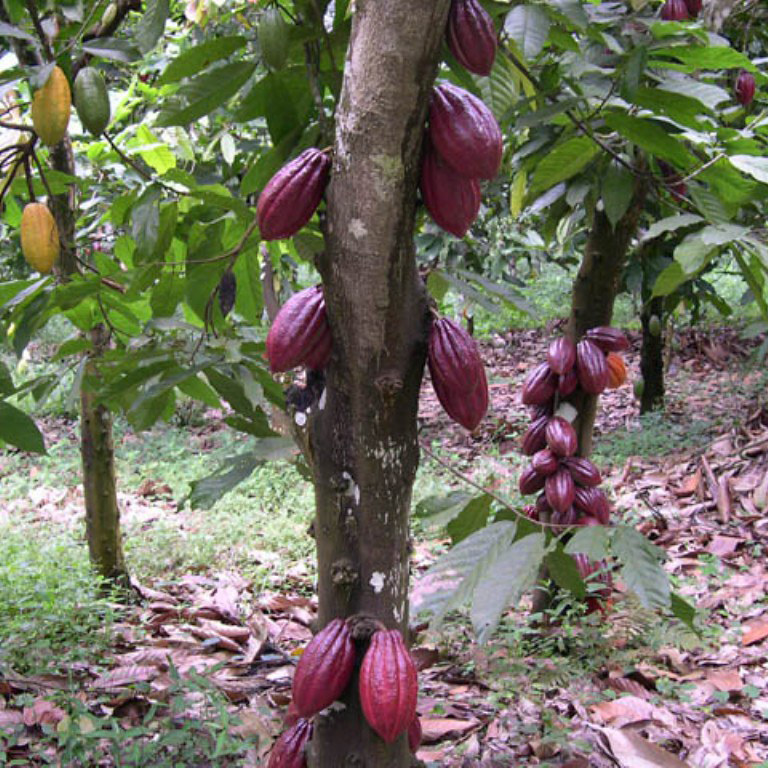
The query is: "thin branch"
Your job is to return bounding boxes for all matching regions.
[23,0,54,61]
[0,121,35,132]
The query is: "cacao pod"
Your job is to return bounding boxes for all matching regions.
[573,486,610,525]
[605,353,627,389]
[532,403,553,419]
[428,316,488,431]
[359,629,418,744]
[257,148,331,241]
[545,416,577,457]
[519,465,546,495]
[259,7,290,71]
[572,553,612,613]
[558,368,579,397]
[684,0,702,16]
[267,718,312,768]
[524,504,539,522]
[521,414,549,456]
[447,0,497,76]
[660,0,688,20]
[302,324,333,371]
[521,362,557,406]
[576,339,609,395]
[735,70,756,107]
[420,140,481,238]
[535,493,552,515]
[73,67,110,136]
[584,326,629,353]
[658,160,688,201]
[550,505,579,527]
[292,618,355,718]
[648,315,662,337]
[31,66,71,147]
[21,203,59,274]
[531,448,558,477]
[562,456,602,487]
[545,468,575,514]
[429,83,502,180]
[547,337,576,375]
[218,271,236,318]
[408,716,422,753]
[266,285,332,372]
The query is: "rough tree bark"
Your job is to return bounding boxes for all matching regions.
[640,295,665,413]
[306,2,451,765]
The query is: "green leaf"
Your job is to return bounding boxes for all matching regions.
[0,20,36,42]
[479,52,520,120]
[132,125,176,175]
[136,0,169,54]
[674,235,716,275]
[546,546,586,598]
[529,136,599,198]
[604,112,694,168]
[612,526,670,610]
[0,361,14,396]
[652,262,687,297]
[602,162,635,227]
[564,525,610,560]
[656,78,729,111]
[232,248,263,324]
[504,6,550,60]
[643,213,703,241]
[471,532,546,644]
[131,186,162,262]
[670,592,697,630]
[630,86,707,130]
[158,36,247,85]
[447,494,493,545]
[0,401,46,453]
[729,155,768,185]
[82,38,141,63]
[651,45,756,72]
[414,490,474,523]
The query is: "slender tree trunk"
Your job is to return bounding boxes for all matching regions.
[308,2,450,765]
[640,296,664,413]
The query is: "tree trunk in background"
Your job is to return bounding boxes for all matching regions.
[308,2,450,765]
[566,173,648,457]
[640,296,665,413]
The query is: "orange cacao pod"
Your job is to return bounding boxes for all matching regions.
[429,83,502,180]
[521,414,549,455]
[447,0,497,76]
[359,629,418,744]
[21,202,59,274]
[521,362,557,406]
[547,337,576,375]
[545,416,577,457]
[420,140,481,237]
[31,66,71,147]
[576,339,609,394]
[266,285,332,372]
[545,467,575,514]
[257,148,331,240]
[562,456,601,488]
[428,316,488,431]
[292,618,355,718]
[606,352,627,389]
[267,718,312,768]
[584,326,629,353]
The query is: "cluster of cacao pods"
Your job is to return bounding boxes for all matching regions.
[427,315,489,430]
[267,621,421,766]
[519,327,629,611]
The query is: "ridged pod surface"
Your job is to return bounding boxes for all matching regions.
[547,337,576,375]
[428,317,488,430]
[73,67,110,135]
[266,286,332,372]
[531,449,558,477]
[429,84,502,180]
[584,326,629,353]
[359,630,418,744]
[558,368,579,397]
[257,149,331,240]
[519,465,546,495]
[545,417,577,457]
[447,0,497,76]
[606,353,627,389]
[420,141,481,237]
[292,618,355,718]
[521,362,557,406]
[21,203,59,274]
[735,71,756,107]
[521,414,549,455]
[408,716,422,753]
[562,456,602,487]
[267,718,312,768]
[573,486,610,525]
[576,339,609,394]
[31,66,71,147]
[684,0,702,16]
[551,506,579,527]
[660,0,688,19]
[545,468,575,514]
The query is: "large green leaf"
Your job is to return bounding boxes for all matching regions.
[602,162,635,227]
[158,37,247,85]
[446,494,493,545]
[651,45,756,72]
[643,213,703,241]
[529,136,599,198]
[131,186,162,262]
[652,262,687,297]
[0,401,46,453]
[564,524,610,560]
[612,526,670,610]
[82,38,141,63]
[729,155,768,185]
[604,112,693,168]
[546,545,586,599]
[504,6,550,60]
[136,0,169,54]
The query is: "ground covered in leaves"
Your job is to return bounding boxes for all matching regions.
[1,326,767,767]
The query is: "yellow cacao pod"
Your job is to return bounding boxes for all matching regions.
[31,66,71,147]
[21,202,59,274]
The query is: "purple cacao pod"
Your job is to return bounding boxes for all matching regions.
[421,141,481,237]
[521,362,557,406]
[584,326,629,353]
[735,71,756,107]
[545,467,575,514]
[429,83,503,180]
[447,0,497,76]
[266,286,332,372]
[519,465,546,496]
[267,718,312,768]
[428,316,489,431]
[684,0,702,16]
[257,148,331,241]
[558,368,579,397]
[531,448,559,477]
[661,0,688,20]
[408,715,422,753]
[292,618,355,718]
[521,414,549,456]
[562,456,602,487]
[545,416,578,457]
[573,486,610,524]
[535,492,552,515]
[551,505,579,527]
[576,339,609,394]
[302,323,333,371]
[547,337,576,375]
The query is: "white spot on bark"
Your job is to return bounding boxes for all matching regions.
[353,483,360,505]
[370,572,385,593]
[295,412,307,427]
[393,601,404,623]
[349,218,368,239]
[318,388,327,410]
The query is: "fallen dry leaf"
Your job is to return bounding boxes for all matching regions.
[598,727,693,768]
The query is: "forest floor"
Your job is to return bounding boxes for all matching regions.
[1,325,767,767]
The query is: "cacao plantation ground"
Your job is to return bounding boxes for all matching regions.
[0,326,767,767]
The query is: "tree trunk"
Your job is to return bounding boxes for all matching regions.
[640,296,664,413]
[566,174,648,456]
[308,2,450,765]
